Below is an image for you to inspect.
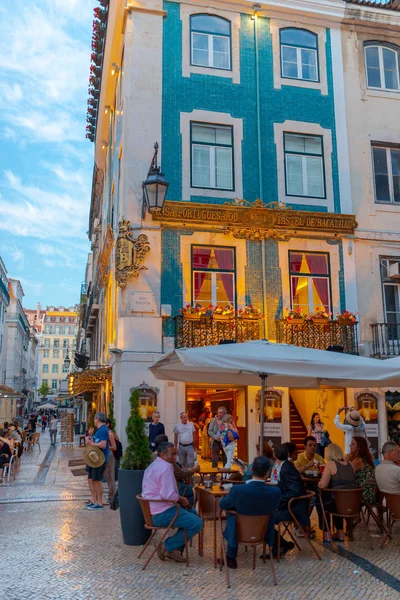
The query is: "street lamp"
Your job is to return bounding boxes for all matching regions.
[142,142,169,216]
[64,350,71,371]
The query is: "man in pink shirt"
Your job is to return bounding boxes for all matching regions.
[142,442,203,562]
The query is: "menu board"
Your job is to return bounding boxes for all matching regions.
[61,412,74,445]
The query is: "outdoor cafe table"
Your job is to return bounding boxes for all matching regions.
[196,483,230,568]
[197,468,237,485]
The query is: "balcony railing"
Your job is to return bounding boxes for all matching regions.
[276,319,359,355]
[371,323,400,358]
[174,315,262,349]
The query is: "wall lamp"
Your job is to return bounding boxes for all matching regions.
[252,4,262,19]
[111,63,120,76]
[102,141,109,149]
[142,142,169,217]
[104,105,112,114]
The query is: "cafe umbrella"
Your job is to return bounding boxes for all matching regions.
[150,340,400,449]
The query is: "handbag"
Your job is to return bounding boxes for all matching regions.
[321,431,331,448]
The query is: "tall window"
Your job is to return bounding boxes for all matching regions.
[54,339,60,348]
[53,349,59,358]
[190,14,231,70]
[42,379,48,386]
[63,339,69,348]
[43,349,50,358]
[52,364,58,373]
[63,349,68,358]
[44,338,50,348]
[280,28,318,82]
[372,144,400,204]
[192,245,235,308]
[191,122,233,190]
[52,379,58,390]
[43,364,49,373]
[381,258,400,325]
[62,364,69,373]
[365,42,400,91]
[289,251,331,313]
[284,133,325,198]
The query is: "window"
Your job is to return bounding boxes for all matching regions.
[381,259,400,325]
[43,364,49,373]
[42,379,48,386]
[190,14,231,70]
[55,325,60,334]
[53,349,59,358]
[62,364,69,373]
[44,338,50,348]
[372,144,400,204]
[280,28,318,82]
[52,364,58,373]
[289,251,331,314]
[192,245,236,308]
[52,379,58,390]
[43,349,50,358]
[63,339,69,348]
[54,339,60,348]
[55,317,60,322]
[365,42,400,91]
[191,123,233,190]
[63,349,68,358]
[284,133,325,198]
[64,325,69,335]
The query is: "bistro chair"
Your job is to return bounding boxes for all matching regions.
[2,448,18,483]
[196,485,225,559]
[364,489,389,534]
[380,493,400,549]
[136,495,189,570]
[320,488,373,550]
[219,510,277,588]
[277,492,322,562]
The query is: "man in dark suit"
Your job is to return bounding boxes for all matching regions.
[219,456,280,569]
[274,444,310,536]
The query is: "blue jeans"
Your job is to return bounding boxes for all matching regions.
[152,506,203,552]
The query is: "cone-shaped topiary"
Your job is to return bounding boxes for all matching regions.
[121,388,153,470]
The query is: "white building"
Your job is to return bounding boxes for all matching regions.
[0,257,10,385]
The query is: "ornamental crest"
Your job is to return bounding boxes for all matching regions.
[116,218,150,288]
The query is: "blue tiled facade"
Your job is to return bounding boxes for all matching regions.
[160,2,346,332]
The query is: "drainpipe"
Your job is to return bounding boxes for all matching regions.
[253,5,268,338]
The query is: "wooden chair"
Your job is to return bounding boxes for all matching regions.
[30,432,41,452]
[380,493,400,548]
[2,449,17,483]
[364,489,389,534]
[196,485,224,559]
[219,510,277,588]
[136,495,189,570]
[277,492,322,561]
[320,488,373,549]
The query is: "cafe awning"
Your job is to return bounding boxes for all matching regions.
[0,385,25,399]
[69,367,112,395]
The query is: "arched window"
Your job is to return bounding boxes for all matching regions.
[190,14,231,70]
[280,28,318,82]
[364,42,400,91]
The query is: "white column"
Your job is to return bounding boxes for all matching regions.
[377,391,388,459]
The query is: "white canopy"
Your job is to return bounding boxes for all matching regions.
[37,402,58,410]
[149,340,400,388]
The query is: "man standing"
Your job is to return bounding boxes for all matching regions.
[173,412,195,468]
[219,456,281,569]
[208,406,227,468]
[375,441,400,494]
[148,411,165,451]
[85,412,109,510]
[334,407,366,454]
[49,415,58,446]
[142,442,203,562]
[294,436,325,474]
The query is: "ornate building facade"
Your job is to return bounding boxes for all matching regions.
[78,0,400,457]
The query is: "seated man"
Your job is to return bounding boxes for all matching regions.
[142,442,203,563]
[154,434,200,506]
[219,456,281,569]
[294,436,324,474]
[274,444,310,550]
[375,441,400,494]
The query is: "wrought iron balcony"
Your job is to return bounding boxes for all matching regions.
[371,323,400,358]
[276,319,359,355]
[174,315,262,349]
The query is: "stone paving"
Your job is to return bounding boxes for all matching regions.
[1,432,400,600]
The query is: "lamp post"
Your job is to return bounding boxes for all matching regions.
[142,142,169,216]
[64,350,71,371]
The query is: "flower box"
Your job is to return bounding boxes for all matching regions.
[286,318,303,325]
[213,314,234,321]
[312,318,330,325]
[338,318,354,327]
[183,313,202,321]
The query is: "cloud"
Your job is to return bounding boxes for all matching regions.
[0,244,24,267]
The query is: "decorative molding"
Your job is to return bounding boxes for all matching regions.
[115,218,151,288]
[224,226,291,242]
[125,5,167,17]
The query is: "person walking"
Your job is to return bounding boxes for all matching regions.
[208,406,227,468]
[173,412,196,468]
[49,415,58,446]
[85,412,109,510]
[220,414,239,468]
[41,414,47,432]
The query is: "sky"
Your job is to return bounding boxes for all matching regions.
[0,0,97,309]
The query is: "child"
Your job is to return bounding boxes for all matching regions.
[220,414,239,468]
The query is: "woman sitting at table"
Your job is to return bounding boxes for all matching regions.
[318,443,358,542]
[346,436,378,505]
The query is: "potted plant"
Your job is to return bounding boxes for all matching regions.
[310,308,331,325]
[179,304,206,320]
[213,304,235,321]
[284,307,304,325]
[336,310,358,326]
[238,305,262,320]
[119,388,153,546]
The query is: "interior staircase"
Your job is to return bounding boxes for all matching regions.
[289,396,308,452]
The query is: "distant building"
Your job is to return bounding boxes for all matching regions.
[0,257,10,385]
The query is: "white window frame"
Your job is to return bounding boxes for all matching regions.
[191,31,231,70]
[191,123,234,191]
[192,271,236,307]
[365,44,400,92]
[51,379,58,390]
[284,133,325,198]
[372,145,400,204]
[281,45,318,82]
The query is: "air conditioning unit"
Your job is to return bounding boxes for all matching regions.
[389,262,400,280]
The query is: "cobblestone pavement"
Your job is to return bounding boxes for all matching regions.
[1,432,400,600]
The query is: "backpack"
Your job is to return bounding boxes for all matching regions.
[113,439,123,459]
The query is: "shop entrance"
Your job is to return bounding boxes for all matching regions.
[185,385,247,461]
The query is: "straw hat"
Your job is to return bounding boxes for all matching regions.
[346,410,363,428]
[83,445,105,468]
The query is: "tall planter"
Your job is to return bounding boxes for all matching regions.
[119,469,150,546]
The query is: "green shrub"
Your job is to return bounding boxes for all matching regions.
[121,388,153,470]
